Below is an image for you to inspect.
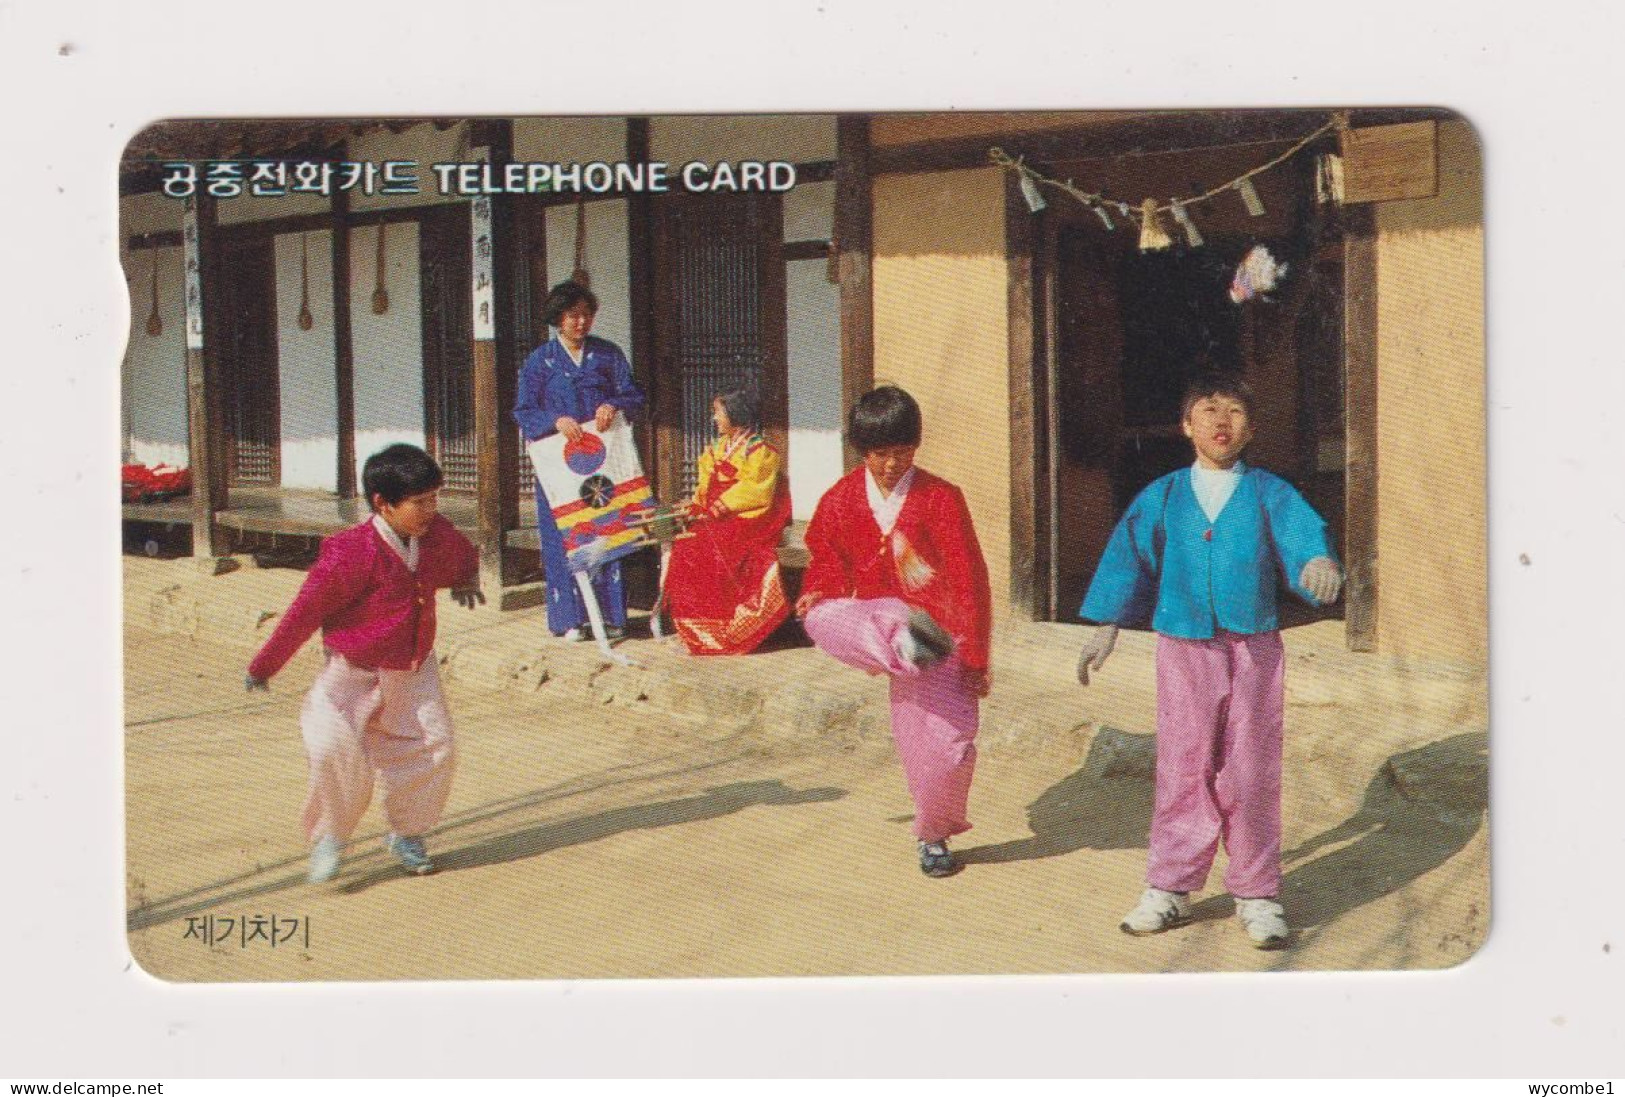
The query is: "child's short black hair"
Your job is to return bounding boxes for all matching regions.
[542,280,599,328]
[849,385,922,453]
[715,385,761,432]
[1180,372,1256,421]
[363,444,444,509]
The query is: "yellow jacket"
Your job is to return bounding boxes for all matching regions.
[694,434,782,520]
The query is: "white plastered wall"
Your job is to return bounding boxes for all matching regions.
[782,179,840,519]
[513,117,626,166]
[217,190,329,226]
[649,115,835,165]
[545,199,631,352]
[349,220,425,485]
[273,231,338,491]
[120,193,189,468]
[350,123,471,213]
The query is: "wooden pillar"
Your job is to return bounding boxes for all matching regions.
[1005,171,1047,620]
[469,119,516,599]
[1343,204,1379,652]
[331,183,357,498]
[834,114,874,472]
[182,193,228,557]
[625,117,657,477]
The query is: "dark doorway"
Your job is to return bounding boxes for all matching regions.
[1040,141,1347,631]
[218,234,280,486]
[419,208,476,494]
[650,192,789,506]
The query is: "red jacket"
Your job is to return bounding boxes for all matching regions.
[248,514,479,681]
[803,467,993,670]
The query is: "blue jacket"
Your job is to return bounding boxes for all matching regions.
[513,335,646,442]
[1079,465,1335,639]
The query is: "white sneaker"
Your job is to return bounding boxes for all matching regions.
[307,836,342,884]
[558,628,585,642]
[1119,887,1191,936]
[1236,897,1290,949]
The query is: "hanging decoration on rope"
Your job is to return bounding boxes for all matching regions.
[144,248,163,338]
[1169,201,1205,248]
[571,196,591,287]
[1228,245,1289,304]
[371,219,391,315]
[1137,198,1171,251]
[988,112,1348,256]
[297,232,315,330]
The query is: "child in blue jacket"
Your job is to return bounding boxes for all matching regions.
[1076,374,1342,948]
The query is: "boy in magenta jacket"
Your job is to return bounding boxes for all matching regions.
[247,445,481,883]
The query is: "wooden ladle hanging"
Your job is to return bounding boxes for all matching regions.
[297,232,314,330]
[570,196,591,287]
[144,249,163,337]
[371,220,391,315]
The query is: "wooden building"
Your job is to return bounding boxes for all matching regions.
[120,109,1484,667]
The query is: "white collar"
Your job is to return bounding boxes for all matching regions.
[556,336,586,365]
[1190,461,1245,523]
[371,514,420,572]
[864,466,916,535]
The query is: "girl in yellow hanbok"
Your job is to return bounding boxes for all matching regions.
[664,386,791,655]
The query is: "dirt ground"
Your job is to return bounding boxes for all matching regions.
[123,558,1489,982]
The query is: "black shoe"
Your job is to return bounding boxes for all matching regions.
[905,610,955,668]
[918,840,958,878]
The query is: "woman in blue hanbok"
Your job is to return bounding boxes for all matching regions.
[513,280,647,639]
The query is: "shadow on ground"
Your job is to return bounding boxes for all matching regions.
[341,778,844,890]
[128,770,843,929]
[961,728,1488,932]
[1191,730,1488,930]
[958,725,1157,865]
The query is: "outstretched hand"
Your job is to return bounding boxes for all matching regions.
[1299,556,1343,605]
[451,586,486,610]
[1075,624,1119,686]
[245,674,269,693]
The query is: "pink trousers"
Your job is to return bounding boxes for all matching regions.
[299,650,457,845]
[804,597,979,842]
[1148,630,1284,898]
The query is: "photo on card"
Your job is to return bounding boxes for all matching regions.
[119,108,1486,981]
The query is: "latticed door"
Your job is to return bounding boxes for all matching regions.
[652,192,788,505]
[420,208,476,493]
[220,235,279,486]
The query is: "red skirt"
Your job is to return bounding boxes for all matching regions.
[665,473,791,656]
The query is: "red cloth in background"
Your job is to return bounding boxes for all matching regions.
[664,449,792,655]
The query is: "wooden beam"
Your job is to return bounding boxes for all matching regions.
[626,117,657,478]
[793,159,837,184]
[1343,204,1379,652]
[469,120,515,595]
[1041,216,1062,619]
[835,114,874,471]
[183,193,229,556]
[1341,120,1438,204]
[126,230,183,250]
[1005,172,1046,620]
[868,108,1449,178]
[331,184,357,498]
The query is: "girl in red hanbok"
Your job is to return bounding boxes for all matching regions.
[664,386,792,656]
[795,386,993,878]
